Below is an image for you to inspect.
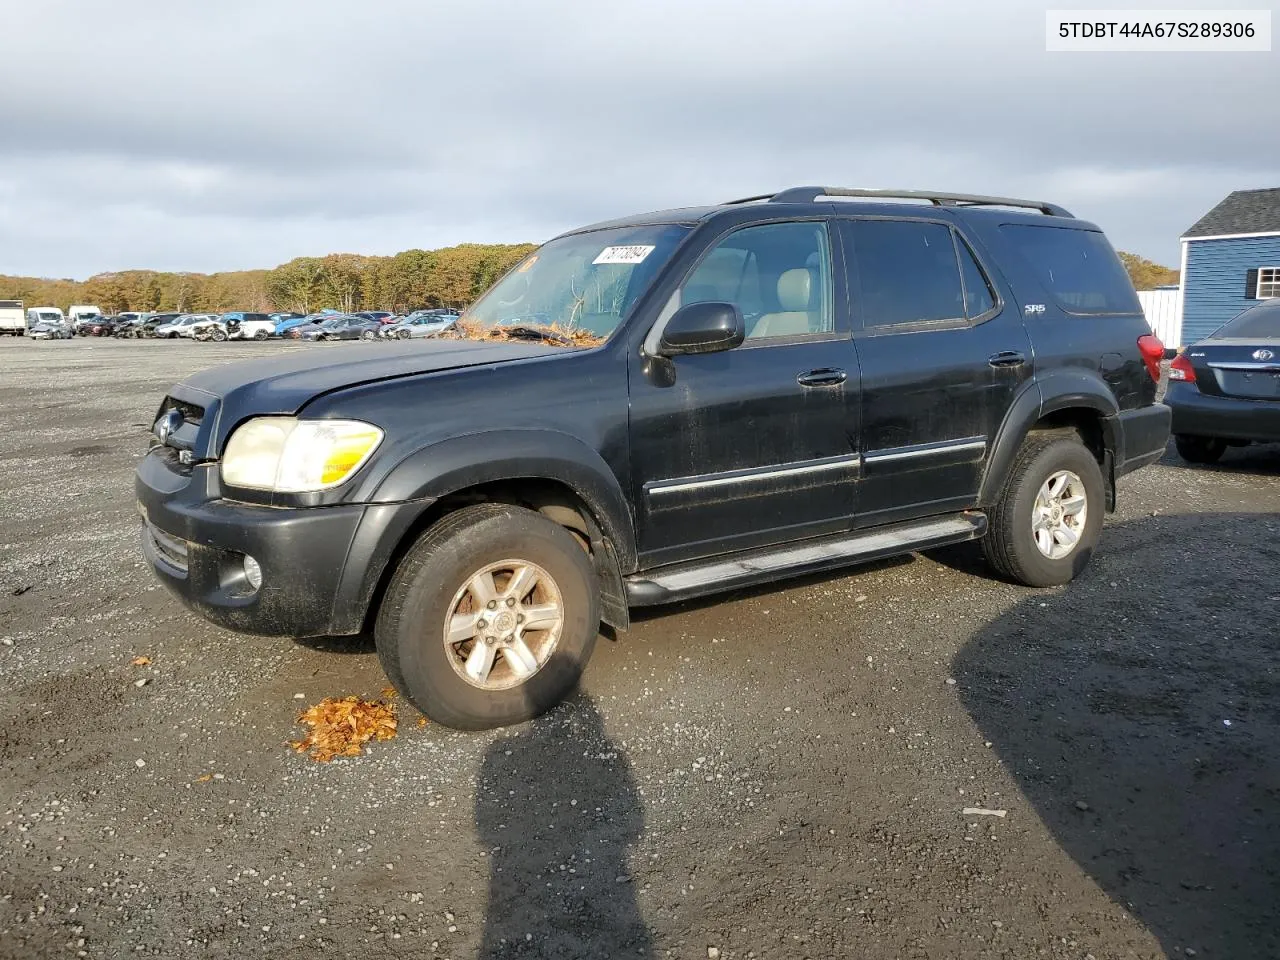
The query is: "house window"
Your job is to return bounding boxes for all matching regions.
[1259,268,1280,299]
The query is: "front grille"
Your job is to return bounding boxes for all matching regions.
[144,520,190,575]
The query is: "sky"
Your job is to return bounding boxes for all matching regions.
[0,0,1275,279]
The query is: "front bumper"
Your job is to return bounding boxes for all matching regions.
[136,451,432,638]
[1166,382,1280,444]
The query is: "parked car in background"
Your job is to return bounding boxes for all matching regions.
[222,312,277,340]
[275,311,337,336]
[27,307,66,332]
[269,312,304,329]
[356,311,395,325]
[78,315,120,336]
[29,318,73,340]
[0,299,24,335]
[292,314,381,341]
[1167,298,1280,462]
[153,314,202,338]
[380,312,459,339]
[138,313,185,337]
[171,314,222,338]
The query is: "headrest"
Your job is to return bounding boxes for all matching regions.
[776,268,814,312]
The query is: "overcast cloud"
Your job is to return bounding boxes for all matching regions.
[1,0,1275,277]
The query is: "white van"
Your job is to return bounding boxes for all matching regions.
[0,299,23,335]
[68,304,103,323]
[27,306,65,328]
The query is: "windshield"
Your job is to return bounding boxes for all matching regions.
[458,224,689,345]
[37,312,61,322]
[1211,300,1280,340]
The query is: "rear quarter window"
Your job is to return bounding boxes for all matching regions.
[1000,224,1140,316]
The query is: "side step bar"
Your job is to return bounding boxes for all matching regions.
[625,512,986,607]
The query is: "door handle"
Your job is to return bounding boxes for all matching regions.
[797,368,847,388]
[988,351,1026,368]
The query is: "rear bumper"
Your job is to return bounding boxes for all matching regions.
[136,452,433,638]
[1116,403,1172,478]
[1166,382,1280,444]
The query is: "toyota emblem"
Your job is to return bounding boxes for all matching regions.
[1252,348,1275,361]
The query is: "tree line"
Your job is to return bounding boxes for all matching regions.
[0,243,1178,316]
[0,242,537,315]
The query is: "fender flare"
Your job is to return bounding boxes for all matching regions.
[978,371,1121,506]
[368,429,638,572]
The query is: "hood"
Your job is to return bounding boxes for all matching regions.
[169,338,565,456]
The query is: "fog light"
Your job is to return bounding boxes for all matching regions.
[243,555,263,591]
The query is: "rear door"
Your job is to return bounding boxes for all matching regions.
[841,217,1033,527]
[629,219,860,567]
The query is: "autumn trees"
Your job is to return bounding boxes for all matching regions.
[1,241,1177,314]
[0,241,537,316]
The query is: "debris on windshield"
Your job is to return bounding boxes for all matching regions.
[288,695,398,762]
[443,318,605,348]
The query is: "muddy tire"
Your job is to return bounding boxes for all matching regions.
[1174,434,1226,464]
[254,329,269,341]
[982,434,1104,588]
[375,503,600,730]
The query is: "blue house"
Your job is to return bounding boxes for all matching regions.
[1178,187,1280,346]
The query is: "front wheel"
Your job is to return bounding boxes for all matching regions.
[982,434,1104,587]
[1174,434,1226,464]
[254,329,268,341]
[375,503,600,730]
[210,327,227,342]
[397,329,411,340]
[362,329,376,340]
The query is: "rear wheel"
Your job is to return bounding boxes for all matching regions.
[1174,434,1226,464]
[375,503,600,730]
[982,434,1104,587]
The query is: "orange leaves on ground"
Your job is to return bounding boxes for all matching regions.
[289,696,398,763]
[380,686,398,699]
[417,717,428,728]
[131,656,151,667]
[194,773,213,783]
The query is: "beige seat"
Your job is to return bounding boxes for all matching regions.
[752,268,818,338]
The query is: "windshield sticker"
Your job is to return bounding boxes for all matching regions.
[592,245,655,265]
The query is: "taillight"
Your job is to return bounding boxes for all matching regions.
[1169,352,1197,383]
[1137,334,1165,383]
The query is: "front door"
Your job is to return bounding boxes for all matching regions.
[840,217,1033,527]
[629,219,860,568]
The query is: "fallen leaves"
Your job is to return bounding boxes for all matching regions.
[195,774,213,783]
[131,656,151,667]
[289,696,398,762]
[443,318,606,348]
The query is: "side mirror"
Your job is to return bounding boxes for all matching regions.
[658,301,745,357]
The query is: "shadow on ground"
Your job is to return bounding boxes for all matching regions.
[953,511,1280,958]
[475,691,652,959]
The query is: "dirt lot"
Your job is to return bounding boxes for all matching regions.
[1,337,1277,960]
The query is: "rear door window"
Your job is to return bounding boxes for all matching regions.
[1000,224,1140,315]
[847,220,966,328]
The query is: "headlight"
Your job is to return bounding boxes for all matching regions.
[221,417,383,492]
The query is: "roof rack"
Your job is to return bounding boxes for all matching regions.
[723,186,1073,218]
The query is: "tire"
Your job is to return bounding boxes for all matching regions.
[210,328,227,342]
[397,329,411,340]
[254,329,268,341]
[981,434,1105,588]
[1174,434,1226,464]
[362,330,376,340]
[375,503,600,730]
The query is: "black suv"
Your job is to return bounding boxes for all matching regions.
[136,187,1171,729]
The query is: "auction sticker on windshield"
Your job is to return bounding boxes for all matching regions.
[593,245,655,265]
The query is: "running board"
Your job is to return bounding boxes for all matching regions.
[625,512,986,606]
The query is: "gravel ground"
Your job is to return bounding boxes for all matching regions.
[1,337,1278,960]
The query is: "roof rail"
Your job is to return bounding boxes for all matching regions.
[723,186,1073,218]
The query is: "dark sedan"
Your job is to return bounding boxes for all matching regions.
[1167,298,1280,462]
[288,315,381,341]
